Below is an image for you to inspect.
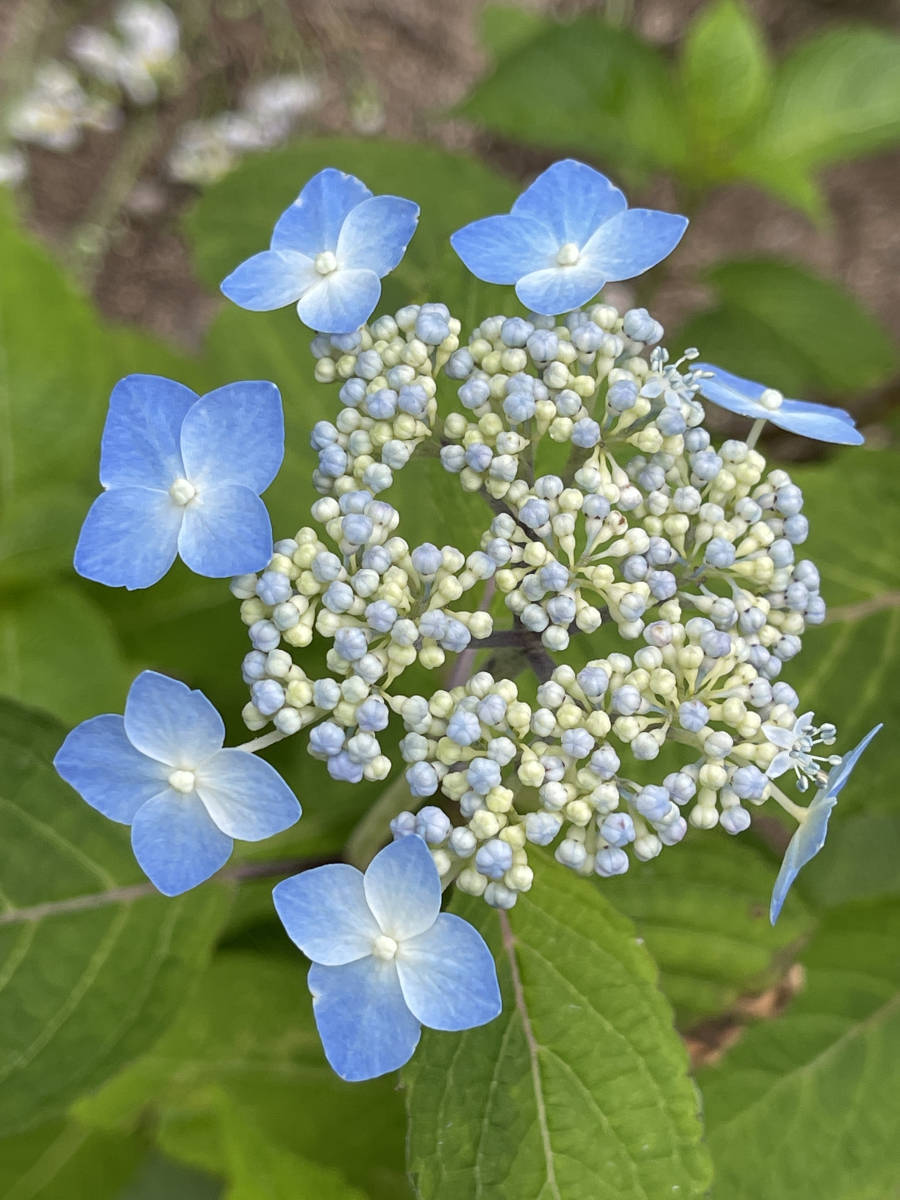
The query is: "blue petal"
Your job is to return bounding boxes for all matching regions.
[131,791,233,896]
[195,748,300,840]
[771,401,864,446]
[74,487,181,590]
[511,159,627,245]
[271,169,372,257]
[54,714,168,823]
[694,364,773,418]
[179,381,284,493]
[363,836,441,940]
[581,207,688,282]
[99,375,195,489]
[769,723,882,924]
[769,792,837,924]
[825,723,882,798]
[273,863,381,965]
[308,958,420,1081]
[295,269,381,334]
[335,194,419,277]
[397,913,501,1031]
[220,249,317,312]
[177,484,273,577]
[516,261,609,316]
[124,670,224,767]
[450,214,557,284]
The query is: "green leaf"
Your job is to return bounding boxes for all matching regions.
[76,953,410,1200]
[677,258,897,397]
[405,856,712,1199]
[741,26,900,171]
[0,585,131,723]
[0,1119,144,1200]
[459,16,686,172]
[218,1100,366,1200]
[604,833,813,1024]
[680,0,773,158]
[0,699,229,1135]
[701,899,900,1199]
[479,3,547,61]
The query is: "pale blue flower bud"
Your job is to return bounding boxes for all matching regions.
[411,543,442,576]
[309,721,345,757]
[406,761,439,797]
[562,727,595,759]
[249,619,280,651]
[590,744,620,779]
[448,709,481,746]
[636,785,671,822]
[663,771,696,804]
[476,838,513,879]
[328,750,364,783]
[500,317,533,347]
[600,812,635,847]
[356,696,389,732]
[679,699,709,732]
[415,805,451,844]
[595,847,629,876]
[390,810,418,838]
[467,756,502,794]
[334,627,368,661]
[525,811,562,846]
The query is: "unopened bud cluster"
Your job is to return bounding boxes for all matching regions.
[231,298,839,907]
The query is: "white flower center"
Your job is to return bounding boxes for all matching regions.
[372,934,399,961]
[314,250,338,276]
[169,477,197,506]
[168,769,196,794]
[556,241,581,268]
[760,388,784,411]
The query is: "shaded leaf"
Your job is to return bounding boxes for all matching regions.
[677,259,897,398]
[75,953,410,1200]
[459,16,687,172]
[0,699,229,1135]
[680,0,773,158]
[0,1119,143,1200]
[701,899,900,1199]
[405,856,712,1199]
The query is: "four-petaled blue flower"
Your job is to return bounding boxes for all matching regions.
[450,158,688,316]
[54,670,301,895]
[75,374,284,590]
[220,168,420,334]
[695,364,864,445]
[770,722,882,924]
[273,835,501,1081]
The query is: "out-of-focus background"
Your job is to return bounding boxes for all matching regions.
[1,3,898,1198]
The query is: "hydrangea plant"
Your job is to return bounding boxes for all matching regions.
[55,158,880,1082]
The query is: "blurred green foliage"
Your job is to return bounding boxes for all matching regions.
[1,2,900,1195]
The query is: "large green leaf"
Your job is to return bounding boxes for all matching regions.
[0,1118,144,1200]
[405,856,712,1199]
[75,953,410,1200]
[0,699,229,1135]
[680,0,773,163]
[604,834,813,1025]
[0,584,132,723]
[458,16,686,172]
[739,26,900,173]
[677,258,897,398]
[701,899,900,1199]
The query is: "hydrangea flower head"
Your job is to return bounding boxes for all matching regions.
[450,159,688,315]
[273,835,501,1080]
[770,722,882,923]
[75,374,283,589]
[696,364,864,445]
[221,168,420,334]
[54,671,301,895]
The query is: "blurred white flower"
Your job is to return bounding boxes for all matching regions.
[167,119,237,186]
[241,74,321,146]
[0,147,27,187]
[70,0,180,106]
[7,62,120,152]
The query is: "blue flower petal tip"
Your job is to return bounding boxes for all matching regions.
[769,723,882,924]
[54,670,300,895]
[450,157,687,316]
[221,167,420,334]
[74,374,284,590]
[274,835,501,1080]
[696,363,864,446]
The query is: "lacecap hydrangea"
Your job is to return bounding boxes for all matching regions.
[55,158,880,1082]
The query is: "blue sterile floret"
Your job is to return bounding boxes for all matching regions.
[54,670,300,895]
[769,723,882,923]
[220,167,419,333]
[696,363,864,445]
[75,374,284,589]
[272,836,500,1081]
[450,158,688,315]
